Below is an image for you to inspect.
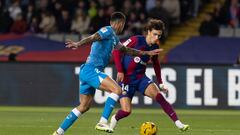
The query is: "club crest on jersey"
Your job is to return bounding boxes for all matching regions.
[134,57,141,63]
[100,27,107,33]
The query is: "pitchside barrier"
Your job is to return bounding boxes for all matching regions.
[0,62,239,109]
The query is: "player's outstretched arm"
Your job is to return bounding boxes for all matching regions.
[65,32,101,49]
[151,56,168,93]
[117,42,163,56]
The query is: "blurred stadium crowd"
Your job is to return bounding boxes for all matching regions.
[199,0,240,36]
[0,0,213,36]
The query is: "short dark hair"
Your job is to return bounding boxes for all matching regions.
[144,19,165,32]
[110,12,126,22]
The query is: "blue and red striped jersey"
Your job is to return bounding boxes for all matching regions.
[113,35,163,84]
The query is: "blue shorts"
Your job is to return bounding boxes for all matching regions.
[79,64,108,95]
[119,75,153,99]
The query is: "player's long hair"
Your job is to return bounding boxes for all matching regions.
[143,19,165,34]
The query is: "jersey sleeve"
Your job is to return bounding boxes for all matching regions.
[113,49,124,73]
[151,46,163,84]
[113,36,138,73]
[122,36,138,48]
[97,27,112,39]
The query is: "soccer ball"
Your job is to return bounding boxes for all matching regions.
[140,122,157,135]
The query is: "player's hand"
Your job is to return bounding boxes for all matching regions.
[116,72,124,82]
[65,39,79,50]
[146,49,163,56]
[159,84,168,93]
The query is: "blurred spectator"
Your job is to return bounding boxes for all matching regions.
[8,0,22,20]
[37,0,49,12]
[51,1,62,21]
[199,13,219,36]
[97,0,106,8]
[76,0,88,13]
[71,8,90,34]
[122,0,132,16]
[212,1,229,26]
[0,0,5,32]
[192,0,200,17]
[0,10,13,33]
[162,0,180,24]
[146,0,156,12]
[4,0,11,8]
[10,13,28,34]
[237,53,240,64]
[148,0,170,35]
[48,0,57,10]
[21,0,33,10]
[28,16,40,33]
[124,12,138,36]
[134,0,144,15]
[57,9,71,33]
[88,1,97,18]
[139,12,147,26]
[106,5,116,16]
[181,0,200,18]
[228,0,240,28]
[1,0,209,35]
[89,8,108,33]
[124,11,148,36]
[23,3,37,25]
[180,0,192,23]
[105,0,114,7]
[39,11,57,33]
[0,0,2,11]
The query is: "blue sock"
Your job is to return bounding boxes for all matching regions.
[60,108,81,131]
[100,93,119,123]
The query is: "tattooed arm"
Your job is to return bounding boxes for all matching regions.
[65,32,101,49]
[116,42,162,56]
[119,45,146,56]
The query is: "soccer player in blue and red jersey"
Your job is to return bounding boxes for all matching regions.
[98,19,189,133]
[53,12,161,135]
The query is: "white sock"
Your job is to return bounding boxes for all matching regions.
[175,120,184,129]
[109,93,119,101]
[99,116,108,124]
[57,128,64,135]
[110,114,117,129]
[72,108,81,117]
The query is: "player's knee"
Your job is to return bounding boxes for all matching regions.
[109,86,121,95]
[113,86,122,95]
[121,108,131,115]
[115,90,122,95]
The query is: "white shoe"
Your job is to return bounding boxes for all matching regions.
[110,114,117,130]
[52,131,63,135]
[95,122,113,133]
[179,124,190,132]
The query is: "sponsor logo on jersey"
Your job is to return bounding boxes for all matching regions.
[122,90,127,95]
[123,39,132,46]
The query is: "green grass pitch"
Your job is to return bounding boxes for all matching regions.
[0,106,239,135]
